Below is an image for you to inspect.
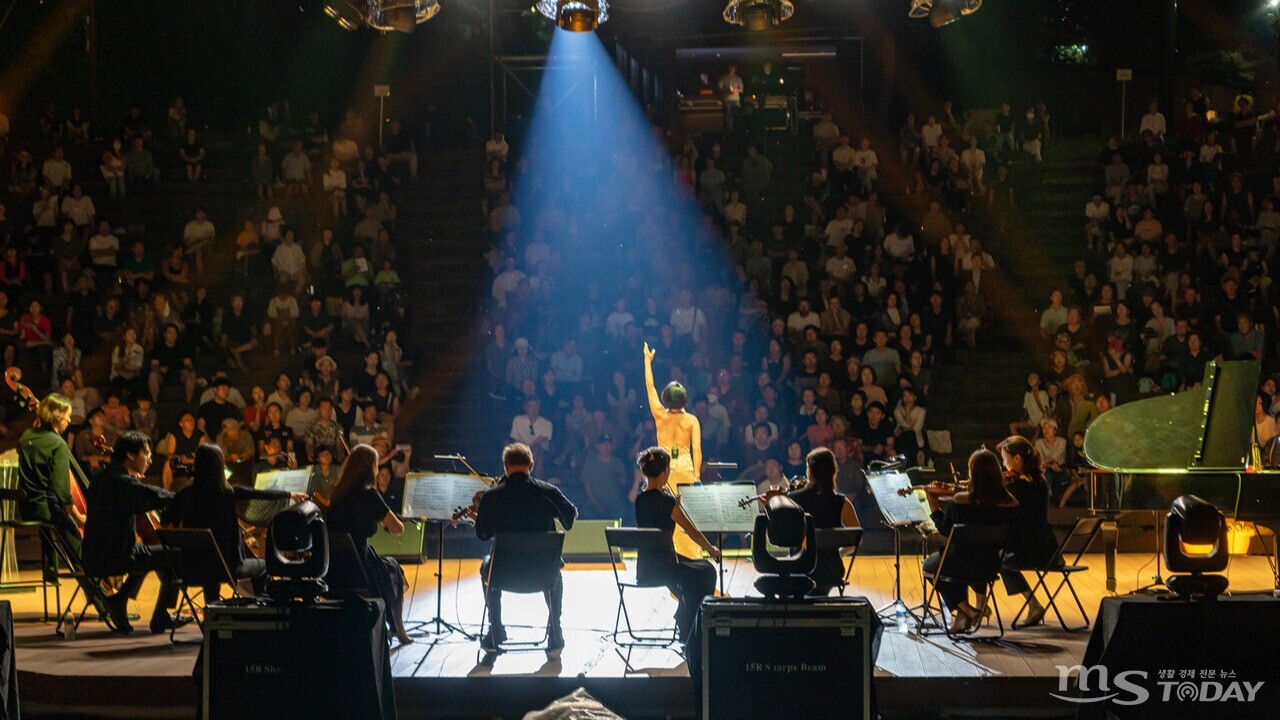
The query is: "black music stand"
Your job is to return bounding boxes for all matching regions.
[1131,508,1171,595]
[865,469,930,625]
[703,462,739,596]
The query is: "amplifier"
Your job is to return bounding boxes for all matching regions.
[701,597,875,720]
[202,599,395,720]
[369,518,427,562]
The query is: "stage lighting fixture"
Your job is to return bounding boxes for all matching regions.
[367,0,441,32]
[908,0,982,28]
[723,0,795,31]
[1163,494,1230,598]
[324,1,364,30]
[751,495,817,598]
[536,0,609,32]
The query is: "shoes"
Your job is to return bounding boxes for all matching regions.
[480,626,507,653]
[1022,603,1047,627]
[546,624,564,651]
[150,613,195,635]
[105,594,133,635]
[948,608,976,635]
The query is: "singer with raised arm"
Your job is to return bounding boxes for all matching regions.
[635,447,721,643]
[643,342,703,559]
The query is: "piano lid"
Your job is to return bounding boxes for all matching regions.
[1083,360,1259,473]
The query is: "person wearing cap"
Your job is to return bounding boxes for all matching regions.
[643,342,703,559]
[216,417,256,485]
[580,434,628,519]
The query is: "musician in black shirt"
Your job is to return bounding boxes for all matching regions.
[473,443,578,652]
[788,448,860,595]
[634,447,720,642]
[994,435,1061,626]
[84,432,185,634]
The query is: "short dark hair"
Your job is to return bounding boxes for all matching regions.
[636,446,671,479]
[661,382,688,410]
[112,431,152,465]
[503,443,534,469]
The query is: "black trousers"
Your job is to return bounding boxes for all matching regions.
[113,543,179,624]
[480,555,563,632]
[923,551,1033,610]
[668,558,717,642]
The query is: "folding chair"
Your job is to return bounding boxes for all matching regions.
[0,488,59,617]
[479,531,565,651]
[323,532,370,599]
[918,523,1012,641]
[38,526,117,637]
[814,527,864,596]
[1011,515,1104,631]
[156,529,240,643]
[603,527,680,648]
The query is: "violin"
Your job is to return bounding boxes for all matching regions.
[5,367,90,532]
[451,490,485,525]
[737,477,807,508]
[896,479,969,498]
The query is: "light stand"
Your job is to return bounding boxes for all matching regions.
[1132,509,1171,595]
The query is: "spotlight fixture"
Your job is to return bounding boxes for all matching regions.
[908,0,982,28]
[536,0,609,32]
[324,1,364,30]
[723,0,794,31]
[367,0,441,32]
[1163,495,1230,598]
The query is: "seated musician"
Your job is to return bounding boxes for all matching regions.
[83,431,188,635]
[473,443,578,653]
[166,444,304,600]
[920,448,1019,634]
[634,447,722,643]
[17,393,111,620]
[993,435,1061,626]
[788,447,861,595]
[326,443,413,645]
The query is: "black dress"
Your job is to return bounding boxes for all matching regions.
[328,487,405,633]
[789,486,849,593]
[635,489,717,641]
[1001,474,1062,595]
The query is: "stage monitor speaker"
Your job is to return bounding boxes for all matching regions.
[557,518,620,562]
[202,599,395,720]
[0,601,17,720]
[702,597,874,720]
[369,518,427,562]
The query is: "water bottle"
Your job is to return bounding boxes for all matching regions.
[895,604,908,634]
[62,614,76,641]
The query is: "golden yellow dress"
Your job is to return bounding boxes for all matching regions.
[645,350,703,560]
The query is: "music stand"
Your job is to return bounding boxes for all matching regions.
[1131,508,1171,595]
[678,480,754,596]
[400,456,494,639]
[866,470,932,624]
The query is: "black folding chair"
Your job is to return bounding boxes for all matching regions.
[323,532,370,599]
[814,527,865,596]
[37,525,117,637]
[1011,516,1104,631]
[479,531,565,651]
[156,529,240,643]
[603,527,680,648]
[0,488,59,618]
[919,523,1012,640]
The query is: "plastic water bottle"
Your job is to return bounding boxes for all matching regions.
[62,614,76,641]
[895,604,908,634]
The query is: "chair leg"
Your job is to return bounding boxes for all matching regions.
[989,582,1005,640]
[1045,573,1090,632]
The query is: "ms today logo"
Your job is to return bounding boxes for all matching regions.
[1052,665,1265,706]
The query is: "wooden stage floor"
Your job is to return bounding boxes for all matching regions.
[6,553,1277,719]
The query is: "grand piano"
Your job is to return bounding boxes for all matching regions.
[1083,360,1280,592]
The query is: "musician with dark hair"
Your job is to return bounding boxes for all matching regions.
[634,446,720,642]
[789,447,860,595]
[992,435,1061,627]
[83,431,185,635]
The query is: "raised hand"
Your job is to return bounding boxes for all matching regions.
[644,342,656,362]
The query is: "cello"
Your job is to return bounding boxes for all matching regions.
[5,367,90,533]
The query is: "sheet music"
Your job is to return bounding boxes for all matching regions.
[867,471,932,527]
[678,484,758,533]
[402,472,491,520]
[243,467,312,524]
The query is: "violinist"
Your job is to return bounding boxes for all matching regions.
[83,432,186,635]
[788,448,860,595]
[920,448,1020,634]
[18,393,106,615]
[634,447,721,643]
[992,435,1061,627]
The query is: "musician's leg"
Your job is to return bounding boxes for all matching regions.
[480,555,503,634]
[546,571,563,632]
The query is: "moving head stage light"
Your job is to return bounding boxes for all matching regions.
[908,0,982,28]
[537,0,609,32]
[723,0,795,31]
[325,0,441,32]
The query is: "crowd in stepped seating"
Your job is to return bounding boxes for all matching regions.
[479,73,1056,523]
[1007,86,1280,506]
[0,98,422,504]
